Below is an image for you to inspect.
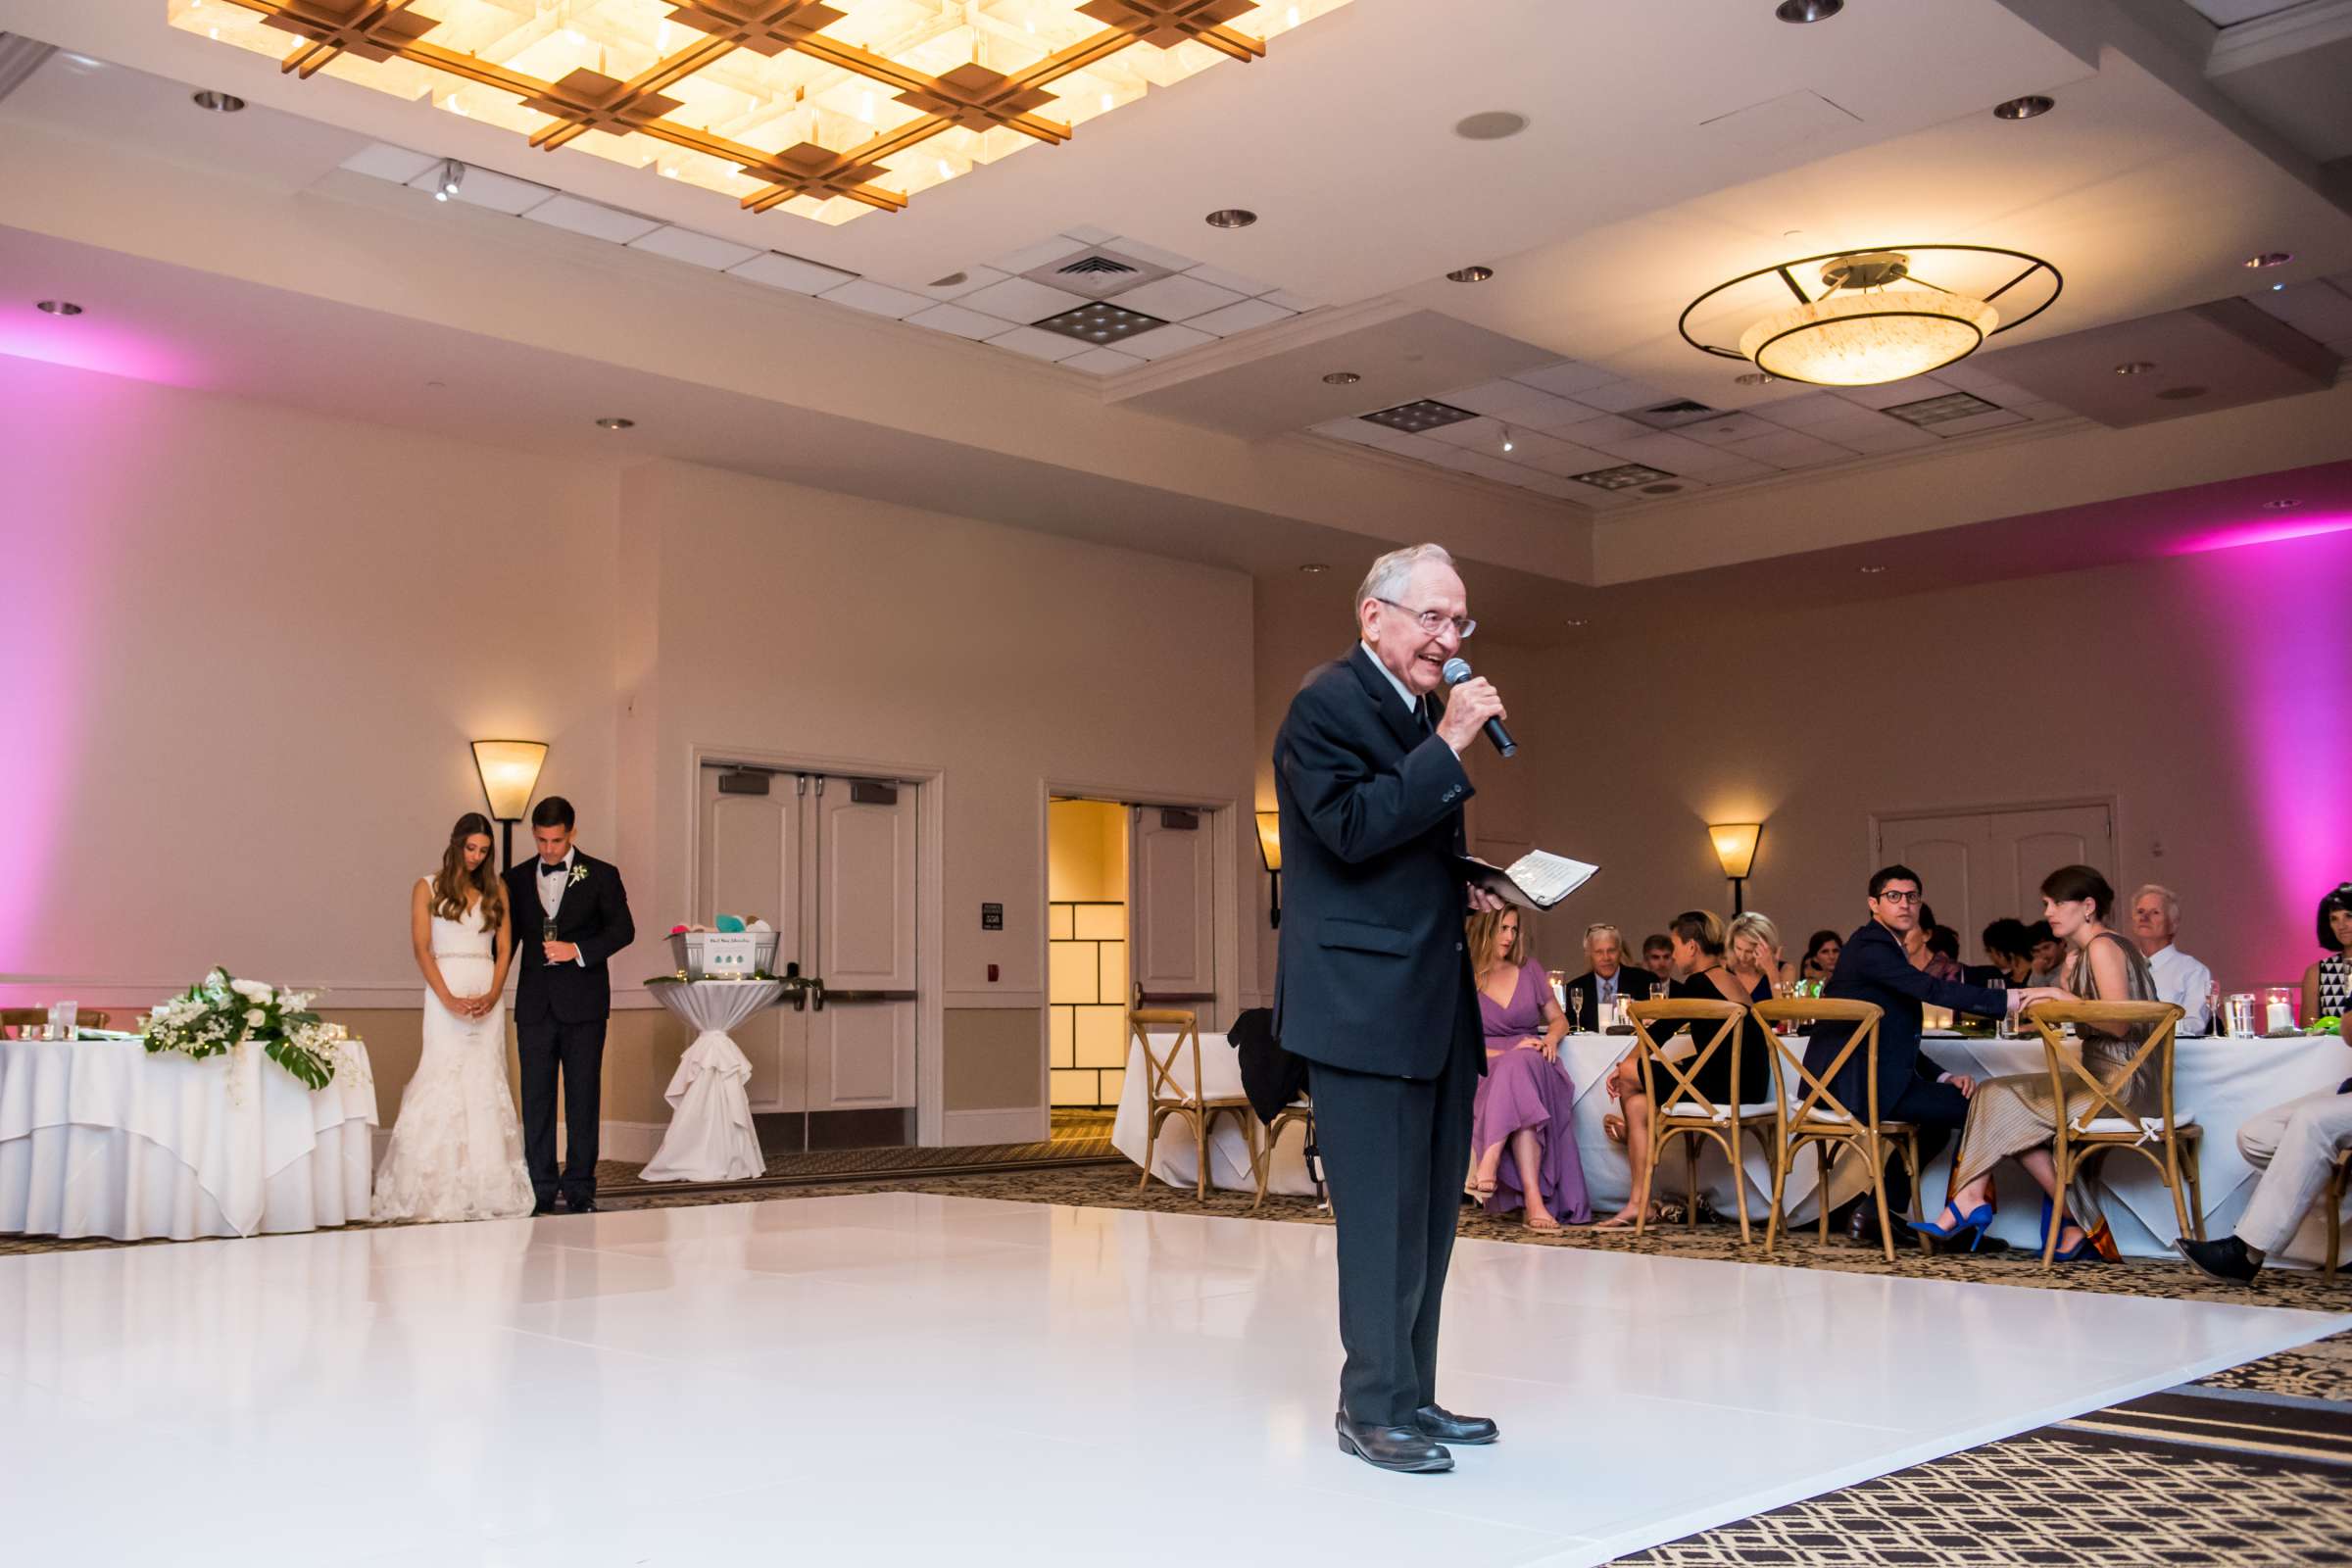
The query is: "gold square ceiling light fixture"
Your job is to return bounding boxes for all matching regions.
[173,1,1352,224]
[1678,244,2062,387]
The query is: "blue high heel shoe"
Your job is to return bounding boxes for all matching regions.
[1910,1199,1996,1250]
[2038,1198,2101,1263]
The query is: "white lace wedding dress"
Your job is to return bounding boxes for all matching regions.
[371,880,537,1221]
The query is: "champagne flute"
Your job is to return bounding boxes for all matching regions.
[1569,988,1585,1037]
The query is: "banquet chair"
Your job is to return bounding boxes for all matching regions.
[1249,1097,1313,1212]
[2022,1000,2200,1270]
[1,1007,112,1033]
[1625,999,1770,1244]
[1130,1008,1255,1201]
[2328,1148,2351,1282]
[1750,998,1923,1265]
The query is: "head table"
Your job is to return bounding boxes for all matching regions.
[0,1032,377,1242]
[1114,1028,2352,1265]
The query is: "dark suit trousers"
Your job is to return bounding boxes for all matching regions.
[516,1016,605,1202]
[1881,1074,1969,1213]
[1308,1032,1479,1428]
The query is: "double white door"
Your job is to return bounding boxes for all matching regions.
[697,766,917,1123]
[1874,800,2115,959]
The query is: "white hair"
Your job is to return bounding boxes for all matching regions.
[1583,922,1623,955]
[2132,883,2180,923]
[1354,543,1454,624]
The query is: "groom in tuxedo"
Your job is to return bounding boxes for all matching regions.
[505,796,634,1214]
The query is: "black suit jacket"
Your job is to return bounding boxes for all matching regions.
[1564,967,1643,1027]
[505,852,635,1027]
[1271,646,1482,1080]
[1804,919,2009,1111]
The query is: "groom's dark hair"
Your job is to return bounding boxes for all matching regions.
[531,796,575,830]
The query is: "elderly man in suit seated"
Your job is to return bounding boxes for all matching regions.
[1808,864,2063,1247]
[1564,922,1645,1031]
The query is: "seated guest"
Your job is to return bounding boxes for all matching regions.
[1602,911,1781,1228]
[1924,922,1966,984]
[2026,920,2066,987]
[1727,911,1788,997]
[1641,933,1676,985]
[1980,918,2034,986]
[1564,922,1641,1029]
[2132,883,2215,1035]
[1927,866,2156,1261]
[1466,906,1592,1231]
[1800,928,1842,986]
[1807,866,2061,1246]
[2176,1076,2352,1284]
[2300,882,2352,1027]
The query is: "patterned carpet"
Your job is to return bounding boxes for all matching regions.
[594,1107,1116,1193]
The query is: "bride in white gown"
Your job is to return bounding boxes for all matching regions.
[373,812,537,1221]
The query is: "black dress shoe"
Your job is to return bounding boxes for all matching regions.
[1844,1200,1884,1248]
[531,1198,557,1217]
[567,1195,599,1213]
[1335,1413,1452,1473]
[2176,1234,2261,1285]
[1412,1404,1497,1445]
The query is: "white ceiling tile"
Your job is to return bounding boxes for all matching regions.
[905,302,1011,341]
[985,236,1091,274]
[627,225,760,270]
[1424,415,1509,449]
[910,266,1008,301]
[1311,416,1386,444]
[408,163,553,215]
[1513,472,1598,502]
[2013,401,2078,422]
[1508,361,1620,399]
[1124,323,1219,361]
[726,251,857,294]
[1540,412,1653,444]
[1567,482,1638,509]
[1832,375,1954,409]
[1112,273,1247,322]
[821,278,933,318]
[1438,379,1576,418]
[1515,439,1621,477]
[1061,224,1118,245]
[1666,453,1779,484]
[1062,345,1146,375]
[1603,430,1720,470]
[1749,392,1856,428]
[1677,411,1784,445]
[1182,264,1275,297]
[1455,453,1542,486]
[523,194,662,244]
[956,275,1092,323]
[1808,415,1939,452]
[1414,443,1492,472]
[1101,235,1199,272]
[1259,289,1324,314]
[1726,429,1855,467]
[342,143,435,183]
[2248,280,2352,348]
[1567,378,1672,414]
[986,326,1088,363]
[1924,409,2031,436]
[1357,426,1436,456]
[1186,298,1296,336]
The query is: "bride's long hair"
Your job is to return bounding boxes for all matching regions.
[432,811,508,931]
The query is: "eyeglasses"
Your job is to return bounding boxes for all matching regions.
[1875,889,1924,905]
[1376,598,1476,640]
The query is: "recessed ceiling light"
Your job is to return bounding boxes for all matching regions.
[1452,111,1529,141]
[1858,564,1887,574]
[1992,94,2052,121]
[2113,361,2156,376]
[2155,385,2207,401]
[1032,302,1169,344]
[1321,370,1361,385]
[1446,265,1495,283]
[1204,209,1257,229]
[1360,399,1479,434]
[1298,563,1329,574]
[2244,252,2292,269]
[595,416,635,430]
[2260,499,2303,511]
[34,300,82,317]
[191,89,245,113]
[1775,0,1842,21]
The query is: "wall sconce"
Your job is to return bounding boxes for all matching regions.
[472,739,548,869]
[1709,822,1761,914]
[1254,809,1283,929]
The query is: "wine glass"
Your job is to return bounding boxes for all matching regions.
[1569,988,1586,1036]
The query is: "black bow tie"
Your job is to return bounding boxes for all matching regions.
[540,861,569,876]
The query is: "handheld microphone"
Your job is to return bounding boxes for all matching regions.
[1440,657,1516,758]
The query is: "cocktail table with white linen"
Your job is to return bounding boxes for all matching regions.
[638,978,784,1183]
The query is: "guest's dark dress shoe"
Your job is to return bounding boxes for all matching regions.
[567,1195,599,1213]
[2175,1234,2261,1285]
[1412,1405,1497,1445]
[1843,1200,1883,1249]
[1335,1413,1452,1473]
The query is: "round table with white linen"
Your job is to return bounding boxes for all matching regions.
[0,1032,376,1241]
[637,979,783,1183]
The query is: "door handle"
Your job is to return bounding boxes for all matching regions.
[814,989,917,1004]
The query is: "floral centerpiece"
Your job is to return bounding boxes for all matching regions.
[141,968,345,1090]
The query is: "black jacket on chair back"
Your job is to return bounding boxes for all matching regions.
[1271,646,1483,1081]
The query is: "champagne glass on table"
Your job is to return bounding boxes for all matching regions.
[1569,987,1585,1037]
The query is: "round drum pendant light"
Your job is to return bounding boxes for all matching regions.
[1680,244,2060,388]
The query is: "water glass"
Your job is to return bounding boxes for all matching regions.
[1988,977,2010,1038]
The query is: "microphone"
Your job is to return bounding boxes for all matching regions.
[1440,657,1516,758]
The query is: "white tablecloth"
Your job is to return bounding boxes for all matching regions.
[1114,1031,1319,1196]
[0,1034,376,1240]
[638,980,780,1183]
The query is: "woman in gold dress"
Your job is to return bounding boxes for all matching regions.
[1917,865,2158,1262]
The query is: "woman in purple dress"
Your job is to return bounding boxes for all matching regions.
[1467,906,1592,1229]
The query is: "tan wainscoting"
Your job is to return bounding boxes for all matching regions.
[946,1007,1045,1114]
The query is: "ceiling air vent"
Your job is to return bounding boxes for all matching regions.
[1627,398,1724,431]
[1019,244,1177,300]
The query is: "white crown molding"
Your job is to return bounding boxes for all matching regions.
[2205,0,2352,74]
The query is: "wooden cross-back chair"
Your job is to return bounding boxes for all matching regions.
[1130,1008,1254,1201]
[2022,1000,2200,1269]
[1749,998,1922,1264]
[1625,999,1771,1244]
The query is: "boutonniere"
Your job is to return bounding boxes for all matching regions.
[567,863,590,888]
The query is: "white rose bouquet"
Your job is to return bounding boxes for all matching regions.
[141,967,341,1090]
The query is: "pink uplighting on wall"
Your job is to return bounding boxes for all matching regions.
[2170,513,2352,556]
[0,318,191,387]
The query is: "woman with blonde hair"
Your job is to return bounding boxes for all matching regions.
[1727,911,1791,996]
[1466,905,1592,1229]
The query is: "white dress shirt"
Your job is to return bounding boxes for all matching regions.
[2146,943,2215,1034]
[536,853,588,965]
[1357,640,1420,718]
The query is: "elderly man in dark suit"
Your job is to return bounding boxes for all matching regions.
[1272,541,1508,1476]
[1564,922,1646,1029]
[1807,864,2062,1245]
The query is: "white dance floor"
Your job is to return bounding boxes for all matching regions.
[2,1193,2344,1567]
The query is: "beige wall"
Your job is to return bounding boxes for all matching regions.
[1519,528,2352,992]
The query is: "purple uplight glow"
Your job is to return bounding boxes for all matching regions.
[2170,513,2352,556]
[0,315,192,387]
